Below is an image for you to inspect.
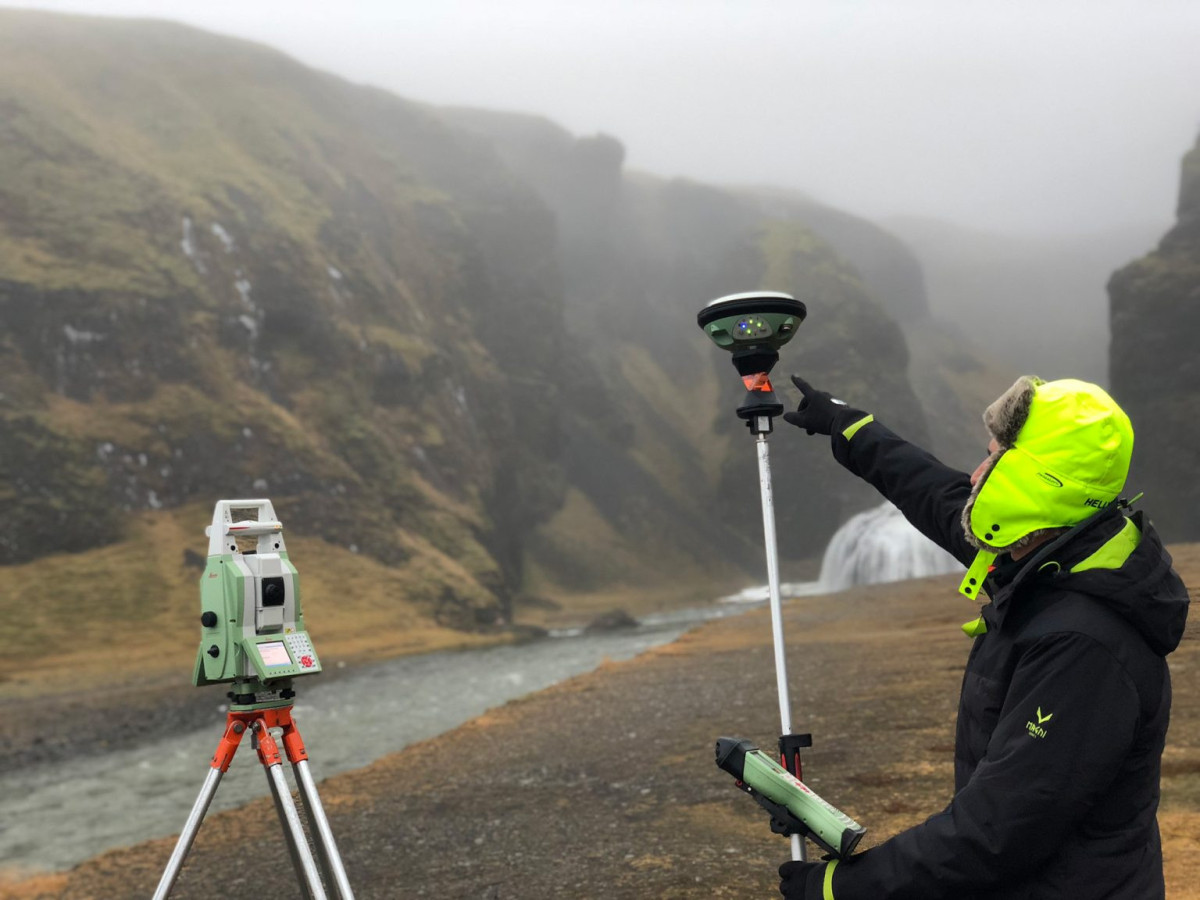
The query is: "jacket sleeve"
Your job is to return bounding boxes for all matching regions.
[825,631,1141,899]
[829,414,976,567]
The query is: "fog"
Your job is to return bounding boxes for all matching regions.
[7,0,1199,239]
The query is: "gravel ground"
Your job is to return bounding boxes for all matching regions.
[0,660,372,771]
[0,682,218,771]
[3,553,1198,900]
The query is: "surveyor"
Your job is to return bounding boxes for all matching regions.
[778,375,1189,899]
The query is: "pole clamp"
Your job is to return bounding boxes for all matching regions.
[779,732,813,780]
[746,414,775,435]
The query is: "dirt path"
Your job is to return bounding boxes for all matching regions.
[5,552,1198,899]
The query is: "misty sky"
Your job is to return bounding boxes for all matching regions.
[7,0,1200,237]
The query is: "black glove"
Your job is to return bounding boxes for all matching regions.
[779,859,826,899]
[782,375,851,436]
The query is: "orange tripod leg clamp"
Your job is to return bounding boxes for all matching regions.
[251,718,284,767]
[207,705,308,771]
[279,717,309,764]
[209,714,252,773]
[251,706,309,764]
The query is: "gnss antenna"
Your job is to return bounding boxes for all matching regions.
[697,291,814,862]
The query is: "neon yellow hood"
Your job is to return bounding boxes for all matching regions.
[963,377,1134,554]
[957,377,1134,601]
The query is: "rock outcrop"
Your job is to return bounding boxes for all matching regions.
[1109,132,1200,540]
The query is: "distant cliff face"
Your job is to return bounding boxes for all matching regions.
[0,12,570,621]
[1109,133,1200,540]
[439,108,936,574]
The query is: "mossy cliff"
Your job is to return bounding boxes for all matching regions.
[0,11,570,629]
[440,108,941,577]
[1109,132,1200,541]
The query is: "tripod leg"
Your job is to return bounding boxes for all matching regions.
[255,721,329,900]
[263,759,318,900]
[294,767,339,900]
[153,715,250,900]
[152,767,224,900]
[294,759,356,900]
[277,711,355,900]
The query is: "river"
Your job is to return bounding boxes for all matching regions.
[0,601,777,875]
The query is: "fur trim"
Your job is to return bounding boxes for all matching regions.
[983,376,1041,447]
[960,448,1001,548]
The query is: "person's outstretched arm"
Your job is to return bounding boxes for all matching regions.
[784,376,975,567]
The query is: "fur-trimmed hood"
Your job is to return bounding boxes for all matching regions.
[983,375,1039,448]
[961,377,1133,554]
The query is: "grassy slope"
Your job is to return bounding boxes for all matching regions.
[0,504,504,699]
[521,335,742,599]
[0,15,335,292]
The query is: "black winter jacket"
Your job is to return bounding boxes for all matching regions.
[818,415,1189,900]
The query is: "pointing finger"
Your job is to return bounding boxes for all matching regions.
[790,374,813,395]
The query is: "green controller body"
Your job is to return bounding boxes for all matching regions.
[715,736,866,859]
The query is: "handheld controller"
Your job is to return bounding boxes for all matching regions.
[716,737,866,859]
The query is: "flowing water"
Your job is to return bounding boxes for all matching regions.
[818,501,961,589]
[0,604,766,875]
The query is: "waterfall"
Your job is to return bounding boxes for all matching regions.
[818,501,961,590]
